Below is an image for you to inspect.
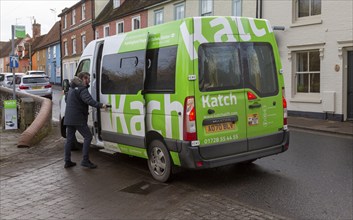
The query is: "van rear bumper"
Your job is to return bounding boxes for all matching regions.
[178,130,289,169]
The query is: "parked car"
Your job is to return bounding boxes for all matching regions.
[3,73,25,88]
[25,70,46,76]
[0,72,11,87]
[17,75,52,99]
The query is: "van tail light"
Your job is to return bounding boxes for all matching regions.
[183,96,197,141]
[19,85,29,90]
[45,84,52,88]
[282,88,288,130]
[247,91,257,100]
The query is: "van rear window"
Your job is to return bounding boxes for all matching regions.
[198,42,278,96]
[23,77,49,84]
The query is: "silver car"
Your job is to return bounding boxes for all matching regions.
[17,75,52,99]
[2,73,24,88]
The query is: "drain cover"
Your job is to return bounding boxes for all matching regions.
[120,181,166,195]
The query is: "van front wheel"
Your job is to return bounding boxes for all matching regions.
[147,140,172,182]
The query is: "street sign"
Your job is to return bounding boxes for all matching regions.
[10,55,19,68]
[15,25,26,38]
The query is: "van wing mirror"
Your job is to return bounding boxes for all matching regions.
[62,79,70,93]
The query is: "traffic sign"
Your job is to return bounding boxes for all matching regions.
[10,55,19,68]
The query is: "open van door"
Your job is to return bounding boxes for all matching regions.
[98,32,149,156]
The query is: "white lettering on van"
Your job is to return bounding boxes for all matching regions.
[202,93,237,108]
[232,17,251,41]
[164,94,183,139]
[130,101,145,136]
[116,95,129,134]
[248,18,266,37]
[146,100,162,134]
[210,17,237,42]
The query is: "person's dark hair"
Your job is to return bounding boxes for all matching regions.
[77,72,90,80]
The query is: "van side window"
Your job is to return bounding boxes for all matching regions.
[242,43,278,96]
[198,43,242,91]
[76,59,91,75]
[101,50,144,94]
[145,46,177,93]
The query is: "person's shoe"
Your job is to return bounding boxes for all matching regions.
[64,161,76,168]
[81,160,97,169]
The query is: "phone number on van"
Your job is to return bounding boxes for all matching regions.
[204,134,239,144]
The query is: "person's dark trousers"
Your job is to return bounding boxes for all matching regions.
[64,125,93,162]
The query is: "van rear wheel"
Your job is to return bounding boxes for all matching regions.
[147,140,172,182]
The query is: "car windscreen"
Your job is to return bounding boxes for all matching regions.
[23,77,49,84]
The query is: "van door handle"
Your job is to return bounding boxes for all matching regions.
[249,103,261,109]
[208,109,215,114]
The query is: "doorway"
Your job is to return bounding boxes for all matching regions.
[347,51,353,119]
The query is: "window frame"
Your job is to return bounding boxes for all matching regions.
[72,9,76,25]
[104,25,110,37]
[292,0,322,26]
[64,41,68,56]
[64,15,67,29]
[72,38,77,55]
[174,2,185,20]
[113,0,121,9]
[81,3,86,20]
[200,0,213,16]
[232,0,242,16]
[116,21,124,34]
[295,50,321,94]
[154,9,164,25]
[81,35,86,52]
[132,16,141,30]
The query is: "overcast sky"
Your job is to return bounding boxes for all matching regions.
[0,0,80,41]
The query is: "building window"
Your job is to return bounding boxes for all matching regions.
[82,3,86,20]
[72,38,76,55]
[113,0,120,9]
[48,47,51,59]
[174,3,185,20]
[154,9,164,25]
[296,50,320,93]
[116,21,124,34]
[104,25,110,37]
[297,0,321,18]
[64,15,67,29]
[53,46,56,58]
[200,0,213,16]
[132,16,140,30]
[233,0,242,16]
[81,35,86,51]
[64,41,68,56]
[72,9,76,25]
[95,30,99,39]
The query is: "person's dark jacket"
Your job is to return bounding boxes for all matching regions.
[64,77,103,126]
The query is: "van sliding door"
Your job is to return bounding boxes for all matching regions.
[98,32,148,155]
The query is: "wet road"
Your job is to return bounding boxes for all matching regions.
[172,130,353,219]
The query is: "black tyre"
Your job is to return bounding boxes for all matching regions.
[147,140,172,182]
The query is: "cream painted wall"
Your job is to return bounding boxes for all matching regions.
[263,0,353,118]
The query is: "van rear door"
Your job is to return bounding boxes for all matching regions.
[241,43,284,151]
[195,42,248,159]
[98,33,148,156]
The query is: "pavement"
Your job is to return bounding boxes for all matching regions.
[0,115,352,219]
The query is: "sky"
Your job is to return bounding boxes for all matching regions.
[0,0,80,41]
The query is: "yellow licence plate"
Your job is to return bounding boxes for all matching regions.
[205,122,235,133]
[32,86,42,90]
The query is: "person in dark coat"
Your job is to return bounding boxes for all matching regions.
[64,72,108,169]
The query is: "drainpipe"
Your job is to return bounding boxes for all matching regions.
[256,0,259,18]
[260,0,263,18]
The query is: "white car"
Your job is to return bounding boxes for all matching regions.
[25,70,46,76]
[17,75,52,99]
[2,73,25,88]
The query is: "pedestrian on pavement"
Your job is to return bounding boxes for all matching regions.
[64,72,108,169]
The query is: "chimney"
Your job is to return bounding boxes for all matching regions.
[32,19,41,39]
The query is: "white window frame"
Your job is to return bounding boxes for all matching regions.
[292,0,322,26]
[200,0,213,16]
[72,38,76,55]
[174,2,185,20]
[232,0,242,16]
[104,25,110,37]
[72,9,76,25]
[132,16,141,30]
[48,47,51,59]
[81,3,86,20]
[95,30,99,39]
[64,41,68,56]
[116,21,124,34]
[154,9,164,25]
[64,15,67,29]
[113,0,120,9]
[81,35,86,51]
[53,46,56,58]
